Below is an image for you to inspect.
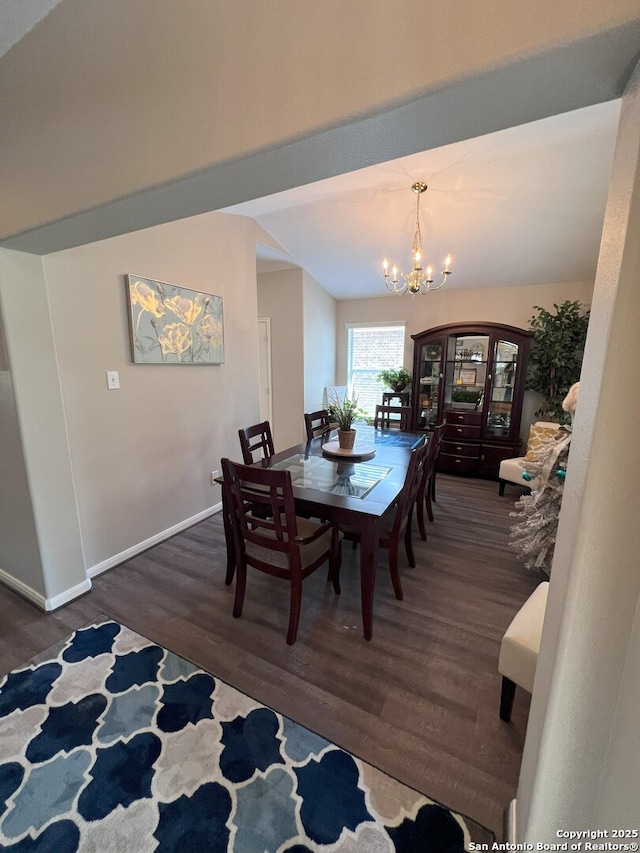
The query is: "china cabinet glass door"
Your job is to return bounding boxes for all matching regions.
[417,340,443,428]
[486,338,520,437]
[444,334,489,413]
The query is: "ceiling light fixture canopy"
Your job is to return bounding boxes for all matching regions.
[382,182,452,295]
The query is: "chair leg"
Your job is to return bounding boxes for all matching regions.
[500,676,517,722]
[287,580,303,645]
[389,541,404,601]
[498,480,506,496]
[222,489,236,585]
[425,487,434,523]
[431,470,437,502]
[417,486,427,541]
[404,512,416,568]
[233,564,247,618]
[329,537,342,595]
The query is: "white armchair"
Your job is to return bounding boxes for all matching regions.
[498,421,562,496]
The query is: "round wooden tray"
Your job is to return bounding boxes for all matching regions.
[321,441,376,461]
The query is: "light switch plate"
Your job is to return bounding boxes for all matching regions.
[106,371,120,389]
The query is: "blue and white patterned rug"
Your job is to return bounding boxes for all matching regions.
[0,620,493,851]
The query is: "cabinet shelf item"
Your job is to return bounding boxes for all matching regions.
[411,322,532,478]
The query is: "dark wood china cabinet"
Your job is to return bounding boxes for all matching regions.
[411,322,532,478]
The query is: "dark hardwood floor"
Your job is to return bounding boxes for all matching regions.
[0,474,542,839]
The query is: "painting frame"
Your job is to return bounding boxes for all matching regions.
[125,274,224,364]
[459,368,477,385]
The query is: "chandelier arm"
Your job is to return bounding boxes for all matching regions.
[428,271,451,291]
[384,275,408,295]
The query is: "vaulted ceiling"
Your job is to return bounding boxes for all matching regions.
[0,3,636,300]
[223,100,620,299]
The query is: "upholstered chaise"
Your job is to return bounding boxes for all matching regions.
[498,421,562,495]
[498,581,549,721]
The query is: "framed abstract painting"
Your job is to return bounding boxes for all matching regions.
[125,275,224,364]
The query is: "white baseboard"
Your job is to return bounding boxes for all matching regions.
[0,569,92,612]
[505,798,517,841]
[0,503,222,611]
[0,569,47,610]
[46,578,93,611]
[87,502,223,579]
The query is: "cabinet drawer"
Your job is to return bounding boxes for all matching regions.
[439,453,479,474]
[442,440,479,458]
[444,423,481,440]
[445,410,482,426]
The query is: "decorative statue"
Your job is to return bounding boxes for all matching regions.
[509,383,580,573]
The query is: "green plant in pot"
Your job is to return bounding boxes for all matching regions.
[377,367,412,393]
[451,388,481,408]
[526,300,590,423]
[327,391,367,450]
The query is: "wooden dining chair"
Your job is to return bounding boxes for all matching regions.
[220,458,342,644]
[416,420,447,540]
[304,409,335,442]
[428,417,447,505]
[337,437,429,601]
[373,404,412,430]
[238,421,275,464]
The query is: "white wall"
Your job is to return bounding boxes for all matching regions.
[336,279,594,381]
[0,210,263,601]
[518,58,640,838]
[257,269,305,450]
[0,283,45,598]
[303,272,337,414]
[0,250,87,606]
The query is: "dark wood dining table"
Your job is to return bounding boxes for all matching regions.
[220,425,427,641]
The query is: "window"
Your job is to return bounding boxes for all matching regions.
[347,324,406,417]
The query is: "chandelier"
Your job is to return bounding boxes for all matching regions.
[382,182,452,295]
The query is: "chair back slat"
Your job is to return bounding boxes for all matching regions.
[304,409,333,442]
[223,459,297,554]
[391,437,429,536]
[238,421,275,464]
[373,404,412,430]
[427,419,446,466]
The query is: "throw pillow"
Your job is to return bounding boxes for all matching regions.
[525,422,563,461]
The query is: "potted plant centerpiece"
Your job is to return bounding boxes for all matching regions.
[327,391,367,450]
[377,366,412,393]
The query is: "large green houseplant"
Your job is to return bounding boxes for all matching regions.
[526,300,590,423]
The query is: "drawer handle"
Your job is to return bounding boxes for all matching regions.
[455,458,462,463]
[457,428,463,433]
[457,415,464,421]
[456,446,462,451]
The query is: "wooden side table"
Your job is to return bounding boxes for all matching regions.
[382,391,410,406]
